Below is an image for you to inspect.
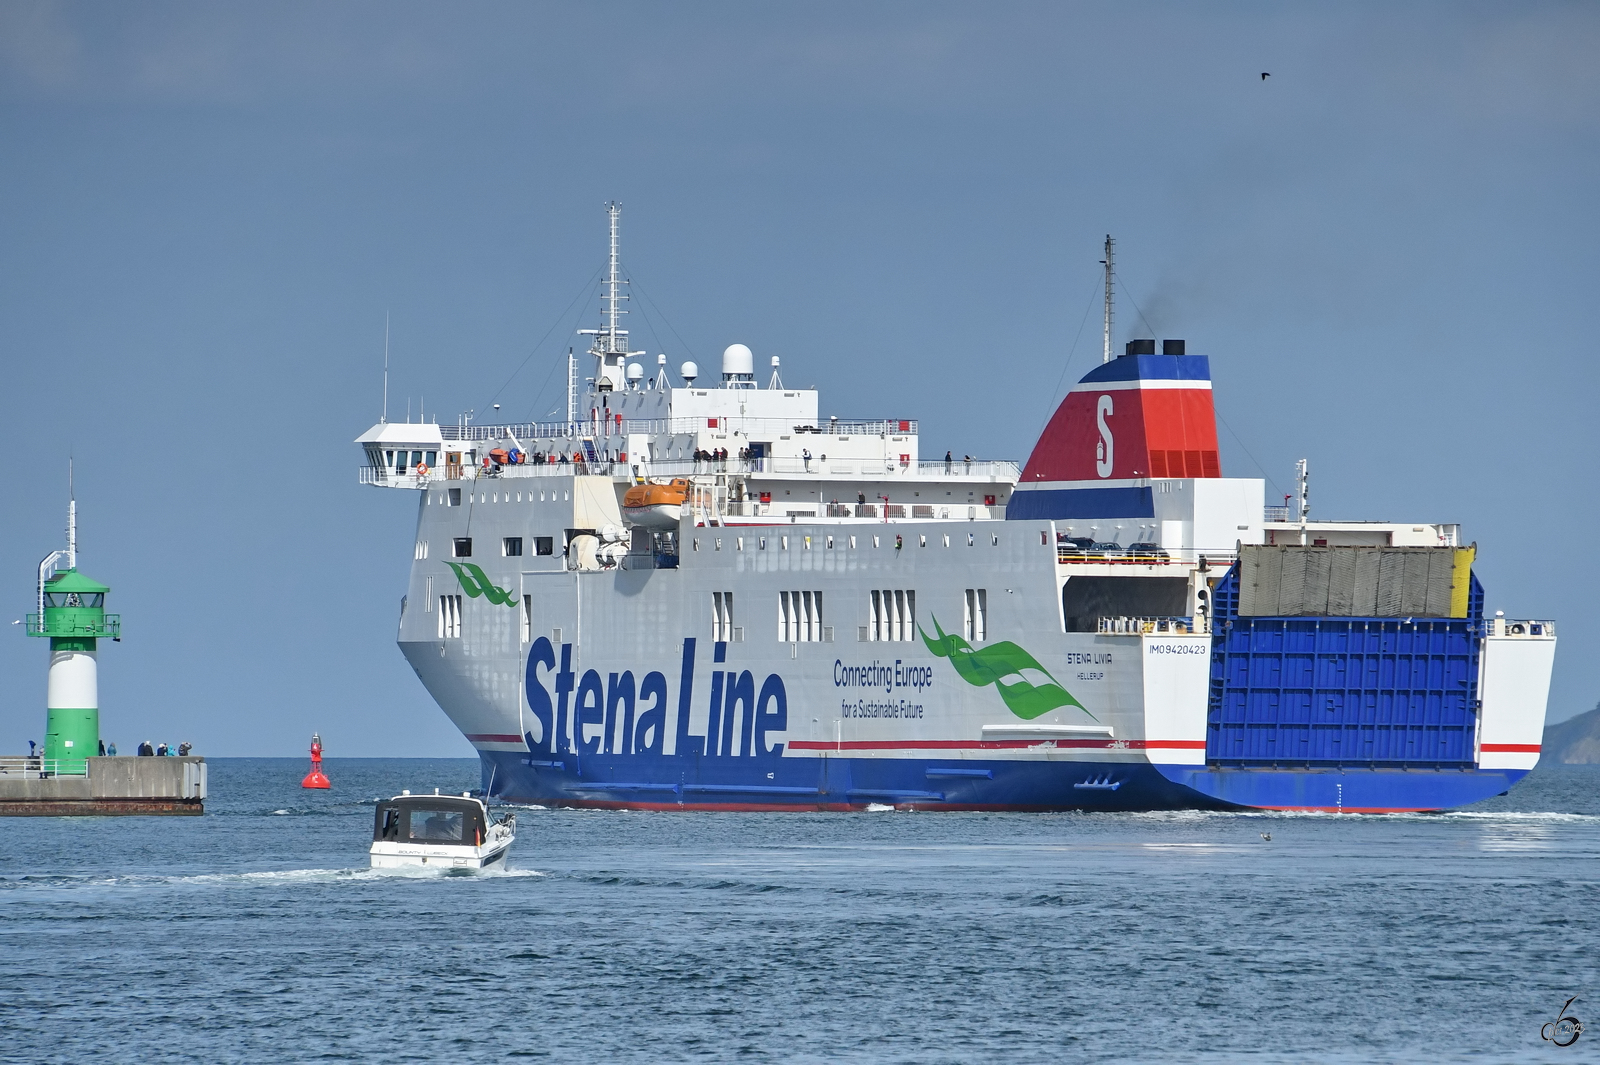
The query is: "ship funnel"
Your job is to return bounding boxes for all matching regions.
[1009,338,1222,518]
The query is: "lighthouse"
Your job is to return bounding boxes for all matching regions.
[26,490,119,773]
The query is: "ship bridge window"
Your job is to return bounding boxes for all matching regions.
[453,538,472,558]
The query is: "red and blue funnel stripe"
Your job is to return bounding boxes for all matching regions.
[1009,351,1222,520]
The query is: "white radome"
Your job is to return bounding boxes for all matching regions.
[722,343,754,376]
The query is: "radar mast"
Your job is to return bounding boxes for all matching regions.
[578,203,645,393]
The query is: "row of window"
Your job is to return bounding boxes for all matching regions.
[868,590,916,642]
[440,537,556,559]
[433,488,571,507]
[693,531,1002,552]
[778,590,823,643]
[388,449,438,473]
[438,594,463,639]
[712,591,738,643]
[432,585,987,645]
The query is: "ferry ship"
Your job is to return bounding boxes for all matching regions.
[356,207,1555,813]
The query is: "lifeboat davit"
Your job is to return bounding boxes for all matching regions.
[623,478,690,529]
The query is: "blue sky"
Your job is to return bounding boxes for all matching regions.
[1,2,1595,755]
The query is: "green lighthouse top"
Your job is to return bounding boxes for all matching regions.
[45,568,110,597]
[27,567,119,639]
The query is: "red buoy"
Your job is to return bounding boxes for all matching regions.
[301,732,330,789]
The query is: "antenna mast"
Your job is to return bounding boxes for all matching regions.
[381,311,390,424]
[578,202,645,394]
[566,349,578,428]
[1102,235,1115,363]
[68,458,76,570]
[1295,458,1310,544]
[607,204,621,350]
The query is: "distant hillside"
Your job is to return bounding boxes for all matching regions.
[1542,703,1600,764]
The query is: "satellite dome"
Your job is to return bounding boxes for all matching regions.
[680,361,699,383]
[626,363,644,382]
[722,344,754,377]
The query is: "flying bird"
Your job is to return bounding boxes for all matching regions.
[1260,832,1272,841]
[1261,72,1270,80]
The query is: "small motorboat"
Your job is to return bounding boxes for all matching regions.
[370,790,516,870]
[622,478,690,529]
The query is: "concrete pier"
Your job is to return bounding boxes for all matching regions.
[0,756,206,816]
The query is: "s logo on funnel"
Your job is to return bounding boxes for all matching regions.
[444,562,519,608]
[919,617,1094,721]
[1095,394,1114,478]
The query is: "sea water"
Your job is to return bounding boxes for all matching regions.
[1,759,1597,1064]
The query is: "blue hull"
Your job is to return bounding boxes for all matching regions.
[477,750,1526,812]
[1156,764,1528,812]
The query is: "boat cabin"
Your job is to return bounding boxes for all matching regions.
[372,794,488,846]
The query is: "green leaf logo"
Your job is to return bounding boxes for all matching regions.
[919,615,1092,721]
[444,562,519,608]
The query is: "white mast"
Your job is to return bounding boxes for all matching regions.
[606,203,621,351]
[565,349,578,429]
[578,203,645,394]
[381,311,390,424]
[1102,235,1115,363]
[67,458,76,570]
[1295,458,1310,545]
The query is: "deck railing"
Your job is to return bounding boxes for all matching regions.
[1096,616,1202,635]
[0,756,88,778]
[1488,617,1556,638]
[914,460,1020,480]
[1057,545,1235,567]
[436,416,920,443]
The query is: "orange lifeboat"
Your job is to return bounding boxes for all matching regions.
[622,478,690,529]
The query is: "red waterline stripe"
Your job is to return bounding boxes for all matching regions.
[1255,806,1433,814]
[1480,743,1541,753]
[467,733,523,744]
[786,739,1206,751]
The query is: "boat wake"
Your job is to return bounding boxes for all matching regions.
[0,865,546,892]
